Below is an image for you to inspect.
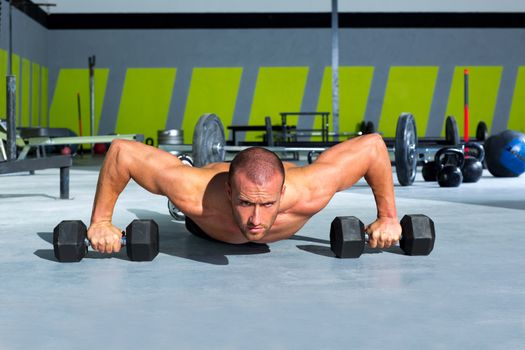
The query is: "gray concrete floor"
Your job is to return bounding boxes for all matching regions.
[1,156,524,350]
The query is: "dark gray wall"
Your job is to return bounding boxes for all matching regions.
[0,3,48,125]
[0,5,48,63]
[46,27,525,135]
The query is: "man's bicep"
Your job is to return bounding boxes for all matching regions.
[124,144,188,193]
[159,166,206,214]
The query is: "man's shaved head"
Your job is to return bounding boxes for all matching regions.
[228,147,285,186]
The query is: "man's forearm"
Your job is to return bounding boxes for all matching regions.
[90,142,131,225]
[364,139,398,219]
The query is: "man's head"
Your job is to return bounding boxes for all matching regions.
[225,147,286,242]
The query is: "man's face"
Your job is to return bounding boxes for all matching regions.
[226,171,285,242]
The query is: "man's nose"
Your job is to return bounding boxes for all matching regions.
[250,205,261,225]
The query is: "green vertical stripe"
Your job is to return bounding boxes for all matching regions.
[31,63,40,126]
[247,67,309,142]
[41,67,48,127]
[507,66,525,133]
[316,66,374,136]
[182,67,243,144]
[116,68,176,142]
[49,68,109,134]
[21,59,31,127]
[445,66,502,137]
[379,66,439,137]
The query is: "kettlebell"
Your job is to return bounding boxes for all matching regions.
[435,147,465,187]
[422,161,437,181]
[461,142,485,183]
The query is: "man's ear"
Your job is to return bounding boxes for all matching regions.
[281,184,286,197]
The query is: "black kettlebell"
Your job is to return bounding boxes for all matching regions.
[422,161,437,181]
[435,147,465,187]
[461,142,485,183]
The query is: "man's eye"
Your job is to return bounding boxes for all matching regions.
[264,203,274,208]
[240,201,252,207]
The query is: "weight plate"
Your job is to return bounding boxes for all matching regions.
[395,113,418,186]
[166,153,194,221]
[307,150,322,164]
[476,121,488,142]
[364,121,375,134]
[178,153,194,166]
[168,200,185,221]
[445,115,460,145]
[192,114,226,167]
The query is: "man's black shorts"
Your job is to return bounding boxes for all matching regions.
[185,216,219,242]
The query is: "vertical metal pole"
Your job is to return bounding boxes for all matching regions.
[6,76,16,160]
[463,69,469,142]
[60,166,70,199]
[8,1,12,76]
[331,0,340,141]
[6,2,17,161]
[88,55,96,154]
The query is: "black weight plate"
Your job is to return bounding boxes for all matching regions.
[364,121,375,134]
[192,114,226,167]
[445,115,460,145]
[395,113,418,186]
[167,200,185,221]
[307,150,322,164]
[476,121,488,142]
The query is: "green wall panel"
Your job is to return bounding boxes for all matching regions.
[316,66,375,137]
[41,67,48,127]
[21,58,31,127]
[0,51,20,124]
[31,63,40,126]
[116,68,176,142]
[379,66,439,137]
[247,67,309,142]
[49,68,109,135]
[508,66,525,133]
[445,66,502,138]
[182,67,243,144]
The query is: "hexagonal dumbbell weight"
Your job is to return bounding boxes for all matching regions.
[53,219,159,262]
[330,214,436,258]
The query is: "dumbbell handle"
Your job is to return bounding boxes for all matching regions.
[83,234,127,247]
[364,233,402,245]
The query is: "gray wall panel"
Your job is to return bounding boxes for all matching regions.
[232,65,258,126]
[492,65,518,134]
[166,66,191,130]
[427,65,455,136]
[99,66,126,134]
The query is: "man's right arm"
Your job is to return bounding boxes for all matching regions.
[88,139,195,253]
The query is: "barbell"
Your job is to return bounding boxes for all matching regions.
[188,113,421,186]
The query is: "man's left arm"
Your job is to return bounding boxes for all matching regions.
[361,135,402,249]
[300,133,402,248]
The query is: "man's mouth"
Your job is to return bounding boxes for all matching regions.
[248,226,264,234]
